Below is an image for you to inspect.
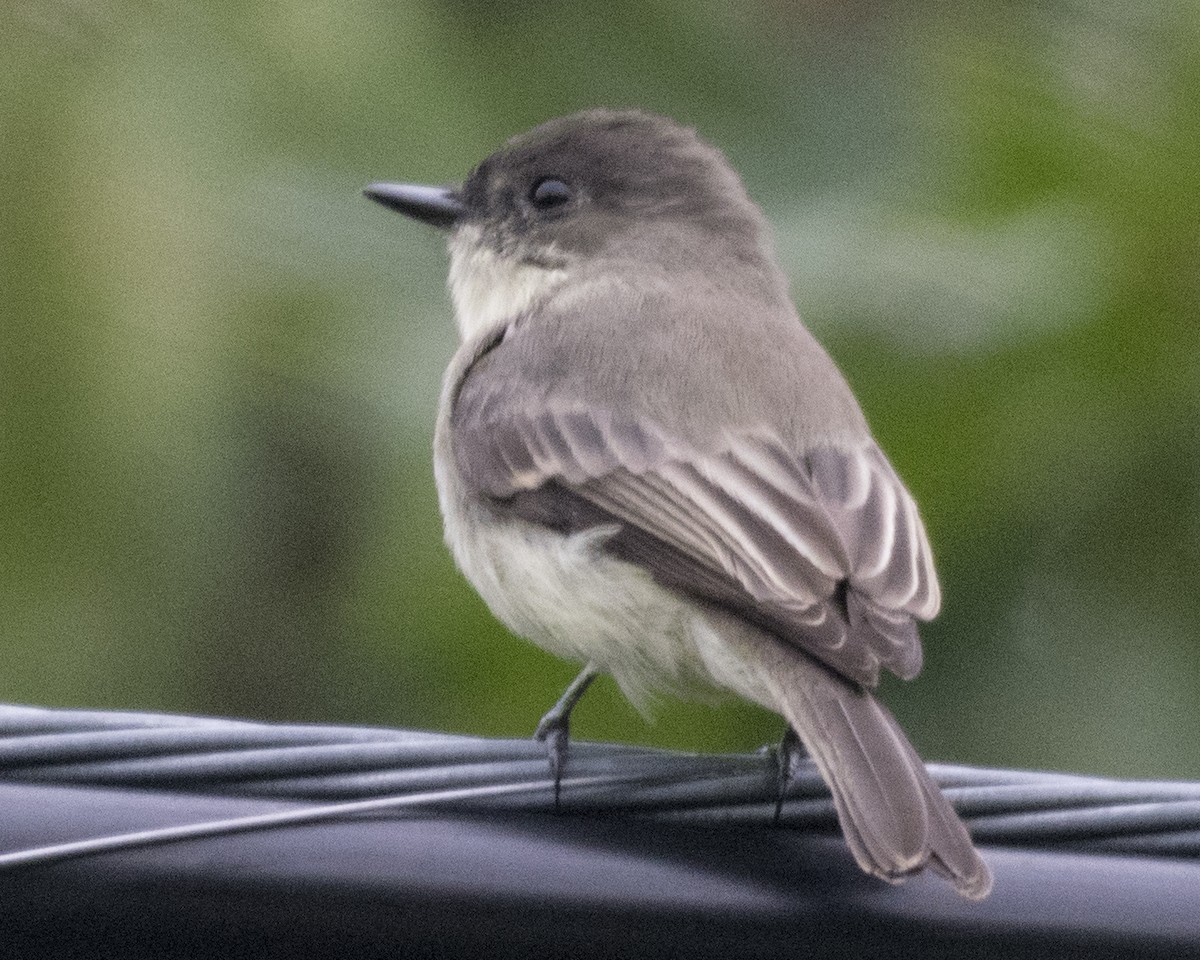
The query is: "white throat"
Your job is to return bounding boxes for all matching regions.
[447,225,569,342]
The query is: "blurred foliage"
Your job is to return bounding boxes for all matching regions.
[1,0,1197,779]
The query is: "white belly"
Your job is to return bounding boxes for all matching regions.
[434,439,775,713]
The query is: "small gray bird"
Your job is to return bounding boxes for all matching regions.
[366,109,992,899]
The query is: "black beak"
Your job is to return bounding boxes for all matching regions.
[363,182,465,229]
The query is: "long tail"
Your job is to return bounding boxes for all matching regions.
[760,645,992,899]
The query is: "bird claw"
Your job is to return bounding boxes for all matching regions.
[774,726,806,825]
[534,711,570,809]
[533,665,599,811]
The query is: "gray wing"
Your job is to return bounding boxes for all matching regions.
[453,400,939,689]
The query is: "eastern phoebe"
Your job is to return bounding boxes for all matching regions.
[365,109,991,899]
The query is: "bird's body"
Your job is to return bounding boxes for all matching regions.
[368,109,992,899]
[435,262,877,710]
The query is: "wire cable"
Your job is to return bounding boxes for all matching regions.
[2,703,1198,864]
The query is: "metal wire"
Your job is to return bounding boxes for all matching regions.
[3,703,1199,860]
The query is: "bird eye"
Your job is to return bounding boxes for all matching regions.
[530,178,573,209]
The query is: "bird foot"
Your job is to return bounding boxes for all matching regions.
[774,726,806,825]
[534,710,571,809]
[532,665,599,810]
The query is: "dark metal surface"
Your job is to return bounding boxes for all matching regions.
[3,705,1200,958]
[2,781,1199,959]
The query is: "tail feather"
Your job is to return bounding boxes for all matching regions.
[764,649,992,899]
[896,726,993,898]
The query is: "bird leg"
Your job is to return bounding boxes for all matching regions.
[774,724,806,825]
[534,663,599,808]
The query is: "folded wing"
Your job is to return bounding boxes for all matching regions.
[453,398,940,689]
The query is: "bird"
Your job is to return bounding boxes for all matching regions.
[364,108,992,899]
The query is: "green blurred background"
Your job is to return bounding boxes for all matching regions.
[2,0,1197,779]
